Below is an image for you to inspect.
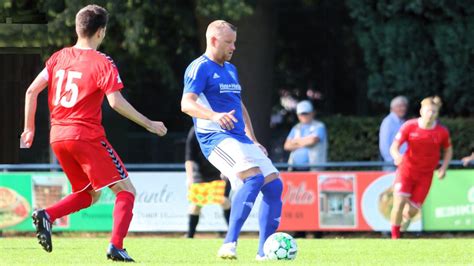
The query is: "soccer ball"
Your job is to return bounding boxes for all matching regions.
[263,232,298,260]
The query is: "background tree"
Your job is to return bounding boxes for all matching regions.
[346,0,474,116]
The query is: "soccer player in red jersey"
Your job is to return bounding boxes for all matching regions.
[389,96,452,239]
[20,5,167,261]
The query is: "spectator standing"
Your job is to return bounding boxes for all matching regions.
[284,100,327,171]
[379,96,408,171]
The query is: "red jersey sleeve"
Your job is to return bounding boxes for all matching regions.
[395,122,410,144]
[97,59,124,95]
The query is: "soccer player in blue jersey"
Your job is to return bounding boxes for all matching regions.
[181,20,283,260]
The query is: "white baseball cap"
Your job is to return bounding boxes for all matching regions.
[296,100,313,114]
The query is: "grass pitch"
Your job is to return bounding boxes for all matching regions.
[0,237,472,265]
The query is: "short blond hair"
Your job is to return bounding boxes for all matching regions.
[421,96,442,108]
[205,20,237,39]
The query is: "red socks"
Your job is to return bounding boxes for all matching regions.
[45,190,93,222]
[110,191,135,249]
[391,225,401,239]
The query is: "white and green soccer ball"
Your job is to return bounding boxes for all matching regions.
[263,232,298,260]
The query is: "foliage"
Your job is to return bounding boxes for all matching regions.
[346,0,474,116]
[195,0,254,20]
[0,0,254,130]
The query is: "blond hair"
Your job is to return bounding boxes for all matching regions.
[421,96,442,108]
[205,20,237,40]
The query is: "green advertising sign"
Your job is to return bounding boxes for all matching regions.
[423,170,474,231]
[0,173,33,230]
[0,172,114,232]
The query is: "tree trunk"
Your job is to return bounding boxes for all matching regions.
[195,0,277,146]
[232,0,277,146]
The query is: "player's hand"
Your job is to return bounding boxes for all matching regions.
[437,167,447,180]
[20,130,34,148]
[461,156,473,167]
[211,110,238,130]
[393,155,403,166]
[255,142,268,156]
[149,121,167,136]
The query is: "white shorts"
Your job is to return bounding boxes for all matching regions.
[208,137,279,189]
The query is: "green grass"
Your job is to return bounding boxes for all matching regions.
[0,237,473,265]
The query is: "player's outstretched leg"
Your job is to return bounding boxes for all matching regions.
[257,177,283,259]
[33,190,95,252]
[218,173,264,259]
[107,180,135,262]
[32,209,53,252]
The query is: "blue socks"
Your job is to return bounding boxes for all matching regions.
[224,174,264,243]
[257,178,283,256]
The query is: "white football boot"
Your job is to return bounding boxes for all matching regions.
[255,254,268,261]
[217,242,237,259]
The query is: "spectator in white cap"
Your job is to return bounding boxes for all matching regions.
[379,95,408,171]
[284,100,328,171]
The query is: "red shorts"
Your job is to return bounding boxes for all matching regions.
[393,168,433,208]
[51,139,128,193]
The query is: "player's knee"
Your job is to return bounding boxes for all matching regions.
[407,206,419,218]
[110,179,136,196]
[264,172,279,185]
[261,177,283,199]
[189,205,201,215]
[392,195,406,210]
[237,167,262,180]
[221,198,231,210]
[88,190,102,204]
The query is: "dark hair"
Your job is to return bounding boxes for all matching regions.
[75,5,108,38]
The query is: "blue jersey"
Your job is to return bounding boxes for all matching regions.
[183,55,253,157]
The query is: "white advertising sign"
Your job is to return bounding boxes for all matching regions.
[128,172,261,232]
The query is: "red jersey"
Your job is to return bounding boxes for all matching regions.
[395,118,451,175]
[45,47,123,143]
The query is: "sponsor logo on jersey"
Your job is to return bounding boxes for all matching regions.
[219,83,241,94]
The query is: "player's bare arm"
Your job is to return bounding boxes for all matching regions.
[390,139,403,166]
[181,92,238,130]
[21,73,49,148]
[241,102,268,155]
[438,145,453,179]
[241,102,257,142]
[462,152,474,166]
[106,91,167,136]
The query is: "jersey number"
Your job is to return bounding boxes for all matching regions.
[53,70,82,107]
